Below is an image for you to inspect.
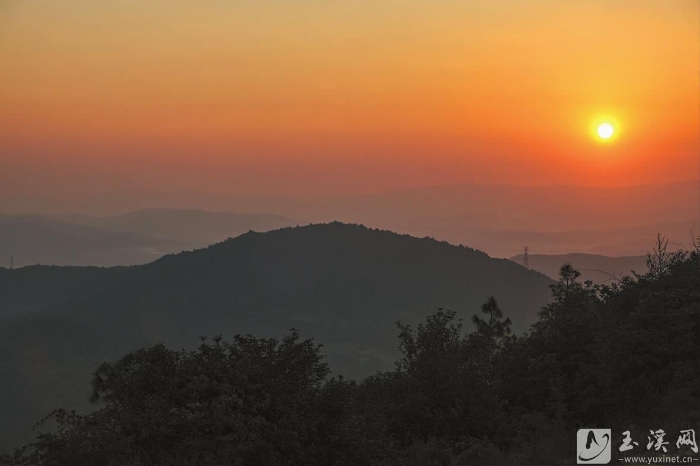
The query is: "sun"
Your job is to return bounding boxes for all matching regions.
[589,114,621,144]
[597,122,614,140]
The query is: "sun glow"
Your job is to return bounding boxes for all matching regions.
[597,123,614,139]
[589,115,620,144]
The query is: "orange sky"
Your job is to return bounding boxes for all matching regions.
[1,0,699,208]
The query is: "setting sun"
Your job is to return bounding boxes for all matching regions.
[597,123,615,140]
[0,2,698,461]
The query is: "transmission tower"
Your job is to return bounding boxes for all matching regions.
[523,247,529,269]
[10,256,13,270]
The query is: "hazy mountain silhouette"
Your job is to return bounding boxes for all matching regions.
[508,252,650,284]
[53,209,297,244]
[384,219,697,258]
[0,215,178,267]
[218,180,697,228]
[0,222,553,452]
[1,211,298,267]
[349,181,699,257]
[182,180,699,257]
[8,182,697,259]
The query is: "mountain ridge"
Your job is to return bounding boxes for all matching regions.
[0,222,554,452]
[509,252,650,284]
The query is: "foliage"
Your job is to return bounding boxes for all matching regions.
[5,238,699,464]
[7,332,384,465]
[0,223,555,452]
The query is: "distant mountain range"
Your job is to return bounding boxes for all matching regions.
[0,215,176,267]
[0,223,553,453]
[508,253,650,284]
[0,211,297,267]
[215,180,699,257]
[3,181,697,263]
[51,209,297,244]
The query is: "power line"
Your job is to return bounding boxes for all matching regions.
[523,246,529,269]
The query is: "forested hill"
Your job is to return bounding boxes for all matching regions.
[3,222,553,331]
[0,222,553,453]
[0,265,125,318]
[6,238,697,465]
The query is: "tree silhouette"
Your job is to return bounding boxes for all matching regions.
[471,296,512,348]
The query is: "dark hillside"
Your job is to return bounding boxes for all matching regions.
[0,223,553,453]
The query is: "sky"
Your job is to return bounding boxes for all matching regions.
[1,0,699,212]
